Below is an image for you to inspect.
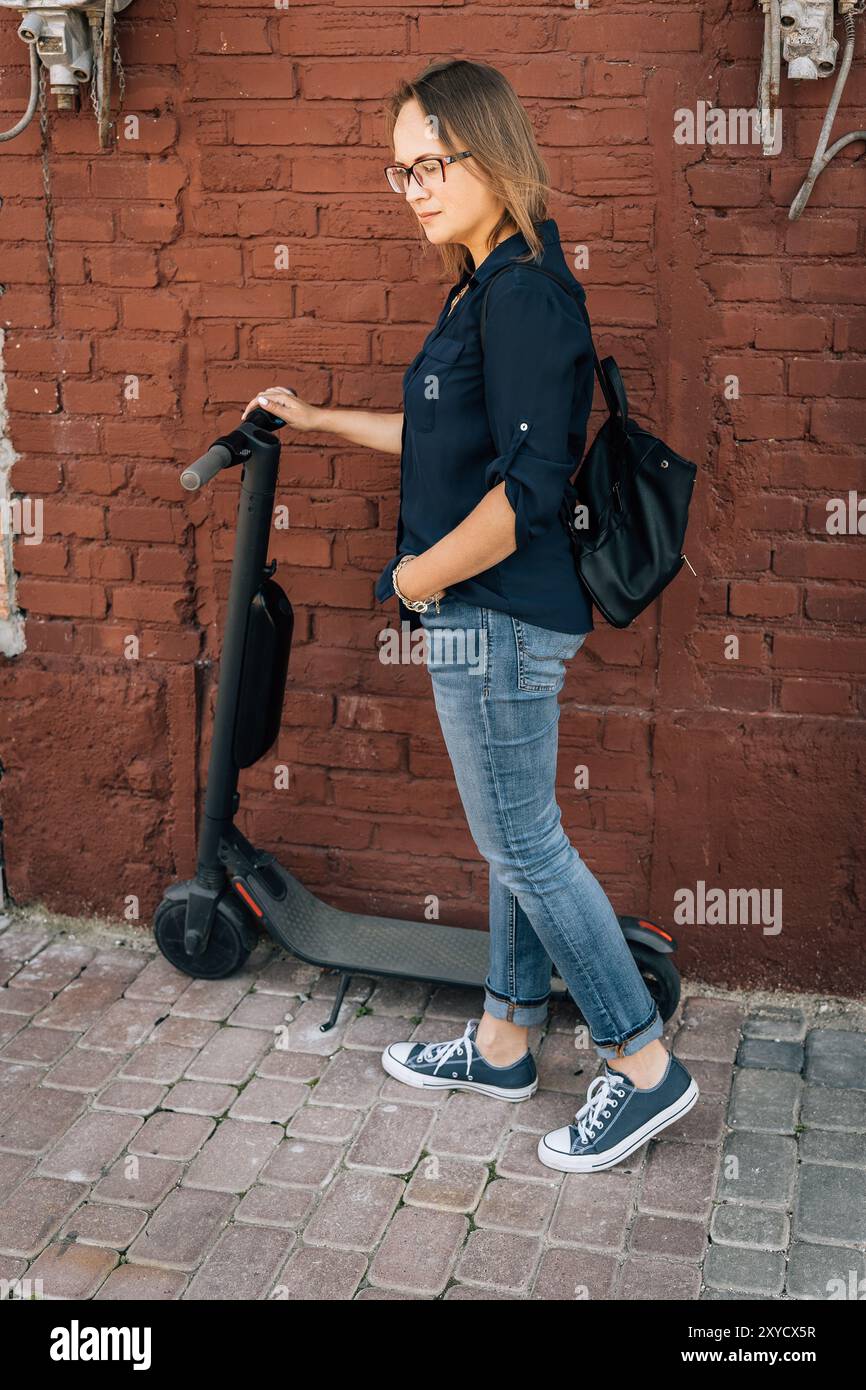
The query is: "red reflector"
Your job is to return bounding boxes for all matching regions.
[638,917,673,942]
[232,879,264,918]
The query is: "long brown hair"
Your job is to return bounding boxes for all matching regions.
[384,59,554,282]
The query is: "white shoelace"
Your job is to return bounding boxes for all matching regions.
[415,1018,477,1075]
[572,1072,627,1144]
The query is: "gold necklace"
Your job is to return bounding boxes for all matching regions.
[448,283,470,316]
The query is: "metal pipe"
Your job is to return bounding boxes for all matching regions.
[789,12,866,218]
[0,42,39,142]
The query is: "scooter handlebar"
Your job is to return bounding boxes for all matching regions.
[180,443,232,492]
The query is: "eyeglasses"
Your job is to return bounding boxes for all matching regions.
[384,151,472,195]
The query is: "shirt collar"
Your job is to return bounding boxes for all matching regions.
[461,217,560,291]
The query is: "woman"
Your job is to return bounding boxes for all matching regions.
[244,58,698,1173]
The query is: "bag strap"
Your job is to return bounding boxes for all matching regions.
[478,261,627,425]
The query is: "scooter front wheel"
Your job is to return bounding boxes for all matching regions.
[630,942,680,1023]
[153,895,255,980]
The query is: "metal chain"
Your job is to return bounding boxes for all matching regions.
[88,13,124,139]
[89,16,102,122]
[37,63,56,297]
[113,27,126,112]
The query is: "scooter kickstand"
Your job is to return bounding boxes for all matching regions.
[320,972,353,1032]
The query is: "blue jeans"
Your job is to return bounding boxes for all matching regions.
[418,594,664,1061]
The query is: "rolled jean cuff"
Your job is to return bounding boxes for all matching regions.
[591,1004,665,1060]
[483,983,549,1028]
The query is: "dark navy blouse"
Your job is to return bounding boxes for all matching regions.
[374,217,596,636]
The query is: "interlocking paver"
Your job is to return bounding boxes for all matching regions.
[259,1136,343,1189]
[234,1183,316,1229]
[127,1186,236,1270]
[150,1016,219,1050]
[171,976,257,1022]
[118,1042,198,1085]
[474,1177,556,1233]
[78,998,166,1052]
[310,1047,388,1108]
[0,1061,45,1122]
[33,979,125,1032]
[226,992,296,1031]
[403,1155,490,1213]
[162,1080,237,1115]
[58,1201,148,1249]
[716,1130,798,1206]
[0,1176,88,1257]
[11,942,94,991]
[182,1117,282,1192]
[26,1240,118,1298]
[271,1243,367,1300]
[129,1110,215,1161]
[0,1151,33,1202]
[37,1109,143,1182]
[227,1078,307,1124]
[94,1079,167,1114]
[639,1139,719,1220]
[455,1228,542,1293]
[1,1025,76,1066]
[0,984,54,1017]
[532,1246,618,1299]
[0,1084,87,1155]
[184,1026,271,1086]
[303,1169,403,1250]
[91,1154,183,1208]
[44,1047,126,1092]
[0,920,863,1303]
[345,1101,433,1173]
[182,1222,295,1299]
[93,1264,188,1300]
[367,1205,467,1295]
[550,1170,634,1249]
[794,1162,866,1245]
[785,1241,866,1299]
[426,1091,514,1161]
[616,1253,703,1299]
[805,1027,866,1089]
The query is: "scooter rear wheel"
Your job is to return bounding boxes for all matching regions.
[154,897,254,980]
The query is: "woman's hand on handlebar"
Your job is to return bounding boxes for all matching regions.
[242,386,322,432]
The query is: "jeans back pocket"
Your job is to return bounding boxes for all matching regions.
[512,618,587,691]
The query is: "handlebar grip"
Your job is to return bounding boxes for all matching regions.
[180,443,232,492]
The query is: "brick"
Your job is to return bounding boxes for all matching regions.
[128,1111,215,1161]
[303,1168,403,1250]
[367,1205,467,1295]
[0,1176,88,1258]
[0,1086,86,1155]
[182,1118,282,1192]
[127,1187,236,1270]
[182,1222,294,1299]
[37,1110,142,1182]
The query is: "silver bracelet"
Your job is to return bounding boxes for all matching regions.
[392,554,441,614]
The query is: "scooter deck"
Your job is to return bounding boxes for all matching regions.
[227,855,570,996]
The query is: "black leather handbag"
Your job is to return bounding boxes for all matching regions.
[480,262,698,629]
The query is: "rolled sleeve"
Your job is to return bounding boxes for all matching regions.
[482,273,593,550]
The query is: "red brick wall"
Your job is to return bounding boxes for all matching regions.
[0,4,864,993]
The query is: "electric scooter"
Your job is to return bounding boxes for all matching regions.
[153,407,684,1032]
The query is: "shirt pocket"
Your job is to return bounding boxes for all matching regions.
[404,335,466,434]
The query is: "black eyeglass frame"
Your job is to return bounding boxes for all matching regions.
[384,150,473,193]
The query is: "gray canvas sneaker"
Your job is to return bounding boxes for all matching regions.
[381,1017,538,1101]
[538,1052,699,1172]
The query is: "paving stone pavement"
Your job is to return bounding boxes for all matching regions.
[0,914,864,1302]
